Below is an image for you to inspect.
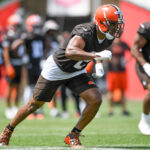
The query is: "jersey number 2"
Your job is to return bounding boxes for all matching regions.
[73,60,89,69]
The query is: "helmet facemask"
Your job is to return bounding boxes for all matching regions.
[26,15,43,35]
[32,24,42,35]
[107,20,124,38]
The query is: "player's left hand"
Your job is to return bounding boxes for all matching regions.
[6,65,16,79]
[92,62,104,78]
[95,50,112,61]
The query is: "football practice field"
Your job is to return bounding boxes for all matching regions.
[0,97,150,150]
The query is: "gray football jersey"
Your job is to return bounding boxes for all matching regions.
[53,22,114,73]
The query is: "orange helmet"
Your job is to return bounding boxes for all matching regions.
[94,4,124,38]
[26,14,42,33]
[7,14,22,29]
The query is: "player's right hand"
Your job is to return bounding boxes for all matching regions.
[6,65,16,79]
[143,63,150,77]
[95,50,112,61]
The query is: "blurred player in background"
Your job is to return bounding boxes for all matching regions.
[42,19,60,117]
[60,85,81,119]
[2,14,24,119]
[106,38,130,116]
[58,31,81,119]
[131,21,150,135]
[0,4,124,148]
[22,14,45,120]
[43,19,59,58]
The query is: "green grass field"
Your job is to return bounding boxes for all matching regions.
[0,97,150,150]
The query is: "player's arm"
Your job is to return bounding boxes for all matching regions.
[131,33,147,66]
[11,39,24,51]
[131,33,150,77]
[65,35,98,61]
[65,35,112,61]
[3,46,11,66]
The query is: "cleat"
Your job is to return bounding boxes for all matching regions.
[108,112,114,116]
[74,112,80,118]
[5,108,13,119]
[12,106,19,117]
[27,113,35,120]
[64,132,84,148]
[50,108,60,117]
[122,111,130,116]
[36,114,44,120]
[61,112,69,119]
[138,119,150,135]
[0,127,13,146]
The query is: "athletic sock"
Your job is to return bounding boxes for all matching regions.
[7,124,14,132]
[71,127,81,133]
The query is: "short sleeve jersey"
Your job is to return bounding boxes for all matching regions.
[137,22,150,62]
[53,22,114,73]
[24,34,45,70]
[2,33,24,66]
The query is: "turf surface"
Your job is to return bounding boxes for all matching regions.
[0,97,150,149]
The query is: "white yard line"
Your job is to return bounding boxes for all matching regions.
[1,144,150,150]
[0,146,132,150]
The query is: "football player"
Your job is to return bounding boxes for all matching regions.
[106,38,130,116]
[42,20,60,118]
[0,4,124,148]
[2,14,24,119]
[131,21,150,135]
[43,19,59,58]
[23,14,45,120]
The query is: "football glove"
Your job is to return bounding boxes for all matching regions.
[92,62,104,78]
[95,50,112,61]
[6,65,16,79]
[143,63,150,77]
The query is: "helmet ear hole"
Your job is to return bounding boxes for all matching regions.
[100,20,108,30]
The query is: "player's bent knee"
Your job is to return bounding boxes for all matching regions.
[89,91,102,106]
[80,88,102,106]
[92,97,102,106]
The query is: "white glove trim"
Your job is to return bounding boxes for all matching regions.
[92,63,104,78]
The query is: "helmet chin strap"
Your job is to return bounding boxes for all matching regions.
[96,25,114,40]
[105,32,114,40]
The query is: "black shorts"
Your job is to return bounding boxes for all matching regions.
[33,73,97,102]
[27,68,41,85]
[135,62,150,89]
[6,66,22,84]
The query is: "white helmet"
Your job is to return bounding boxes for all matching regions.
[26,14,43,33]
[7,14,22,29]
[43,20,59,34]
